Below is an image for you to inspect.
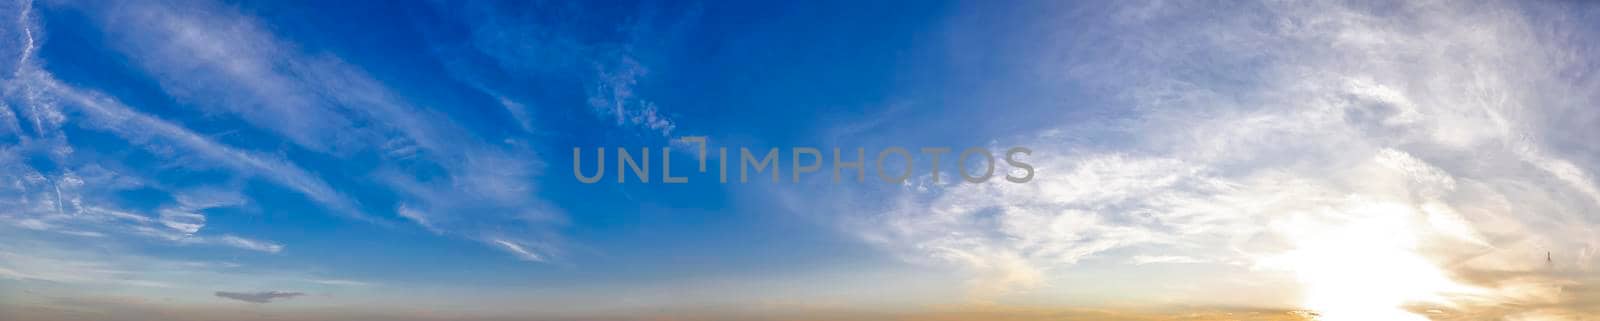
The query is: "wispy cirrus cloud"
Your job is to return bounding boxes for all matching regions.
[214,235,284,254]
[437,1,693,137]
[492,238,546,262]
[0,236,378,312]
[587,54,675,136]
[795,1,1600,319]
[308,279,374,287]
[41,77,364,219]
[1,2,297,257]
[0,249,172,288]
[6,0,566,263]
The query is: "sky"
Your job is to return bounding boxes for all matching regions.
[1,0,1599,320]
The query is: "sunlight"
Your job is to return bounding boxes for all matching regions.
[1268,202,1477,321]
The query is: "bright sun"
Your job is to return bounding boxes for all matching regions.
[1268,202,1478,321]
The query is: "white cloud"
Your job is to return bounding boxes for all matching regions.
[101,2,366,153]
[492,238,546,262]
[47,82,366,218]
[587,55,675,136]
[1,0,566,263]
[157,209,206,235]
[452,2,682,137]
[801,0,1600,317]
[1130,255,1205,265]
[215,235,284,254]
[395,204,440,235]
[496,95,537,133]
[98,1,562,260]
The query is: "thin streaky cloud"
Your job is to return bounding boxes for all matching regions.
[214,291,304,304]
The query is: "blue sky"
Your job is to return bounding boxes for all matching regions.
[4,1,1600,320]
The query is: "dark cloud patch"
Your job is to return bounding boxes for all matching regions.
[214,291,305,303]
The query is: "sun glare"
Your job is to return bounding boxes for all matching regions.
[1269,202,1478,321]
